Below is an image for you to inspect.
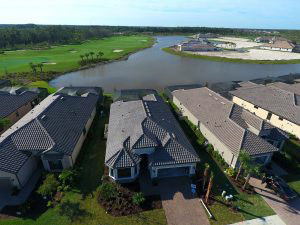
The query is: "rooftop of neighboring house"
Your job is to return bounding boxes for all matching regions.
[172,87,280,157]
[230,83,300,126]
[0,90,99,174]
[263,40,295,49]
[105,94,200,169]
[267,82,300,95]
[0,87,38,119]
[0,80,11,87]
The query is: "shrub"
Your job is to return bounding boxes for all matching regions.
[132,192,146,206]
[226,167,235,177]
[37,174,59,198]
[58,169,77,188]
[97,182,118,201]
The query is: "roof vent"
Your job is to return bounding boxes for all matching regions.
[209,93,212,96]
[41,115,47,120]
[60,96,65,100]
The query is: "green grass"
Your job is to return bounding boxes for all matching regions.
[162,47,300,64]
[0,35,154,77]
[161,95,274,225]
[27,81,57,94]
[282,174,300,196]
[1,96,167,225]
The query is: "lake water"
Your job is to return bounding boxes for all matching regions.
[50,36,300,92]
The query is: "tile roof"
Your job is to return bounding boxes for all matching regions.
[0,92,99,174]
[0,89,37,119]
[105,94,199,169]
[268,82,300,95]
[172,87,278,157]
[263,40,295,49]
[230,83,300,125]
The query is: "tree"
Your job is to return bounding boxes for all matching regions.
[202,163,210,191]
[37,63,43,73]
[80,55,84,62]
[85,53,90,61]
[29,62,37,74]
[0,118,10,131]
[243,163,261,191]
[235,150,251,181]
[98,51,104,59]
[205,172,214,204]
[37,174,59,198]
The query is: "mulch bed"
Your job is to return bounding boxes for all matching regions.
[98,182,162,217]
[227,176,255,194]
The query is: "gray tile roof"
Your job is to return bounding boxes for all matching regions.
[0,92,99,174]
[230,83,300,125]
[0,89,38,119]
[172,87,278,157]
[268,82,300,95]
[105,94,200,169]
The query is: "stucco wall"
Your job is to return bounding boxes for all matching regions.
[233,96,300,139]
[173,96,199,125]
[16,155,38,187]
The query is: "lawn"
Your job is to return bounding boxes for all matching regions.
[162,95,274,225]
[0,35,154,77]
[162,47,300,64]
[282,174,300,196]
[27,81,57,94]
[1,95,167,225]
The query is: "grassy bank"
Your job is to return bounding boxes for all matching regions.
[162,47,300,64]
[0,35,154,78]
[1,96,167,225]
[27,81,57,94]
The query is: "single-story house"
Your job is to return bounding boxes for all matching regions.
[0,87,101,189]
[255,36,273,43]
[105,94,200,183]
[230,82,300,139]
[260,40,295,52]
[0,87,39,134]
[171,87,287,168]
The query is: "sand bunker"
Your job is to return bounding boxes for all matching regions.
[113,49,124,53]
[70,50,77,53]
[43,62,57,65]
[141,40,148,42]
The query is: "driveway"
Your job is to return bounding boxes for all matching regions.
[141,176,210,225]
[230,215,285,225]
[250,178,300,225]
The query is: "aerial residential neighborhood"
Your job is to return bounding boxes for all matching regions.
[1,1,300,225]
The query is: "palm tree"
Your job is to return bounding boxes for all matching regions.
[80,55,84,62]
[29,62,36,74]
[85,53,90,61]
[202,163,210,191]
[235,150,251,181]
[90,51,95,61]
[37,63,43,73]
[243,164,261,191]
[98,51,104,59]
[205,172,214,204]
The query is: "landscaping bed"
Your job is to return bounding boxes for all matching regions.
[97,179,162,217]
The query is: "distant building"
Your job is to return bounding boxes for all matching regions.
[255,36,273,43]
[171,87,287,168]
[260,40,295,52]
[230,82,300,139]
[0,87,100,189]
[177,39,218,52]
[194,33,218,39]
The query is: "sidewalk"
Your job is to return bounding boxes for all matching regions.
[230,215,285,225]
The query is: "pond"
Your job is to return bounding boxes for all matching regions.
[50,36,300,92]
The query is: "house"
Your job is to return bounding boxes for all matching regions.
[0,87,39,134]
[171,87,286,168]
[230,82,300,139]
[260,40,295,52]
[177,39,218,52]
[105,94,200,183]
[0,80,11,88]
[0,87,100,189]
[255,36,273,43]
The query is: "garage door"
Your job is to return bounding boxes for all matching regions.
[0,178,13,190]
[157,167,190,178]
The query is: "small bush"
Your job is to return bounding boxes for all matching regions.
[37,174,59,198]
[97,182,118,201]
[226,167,235,177]
[132,192,146,206]
[58,169,77,188]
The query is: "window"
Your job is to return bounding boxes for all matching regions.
[109,168,114,177]
[134,166,138,175]
[279,117,283,121]
[16,111,19,117]
[266,112,272,120]
[48,160,63,171]
[118,168,131,178]
[254,105,259,109]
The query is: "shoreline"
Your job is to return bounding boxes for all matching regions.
[162,47,300,65]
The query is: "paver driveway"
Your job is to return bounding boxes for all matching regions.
[250,178,300,225]
[157,177,210,225]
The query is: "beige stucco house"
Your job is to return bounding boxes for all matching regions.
[0,87,39,134]
[230,82,300,140]
[0,87,101,190]
[171,87,286,169]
